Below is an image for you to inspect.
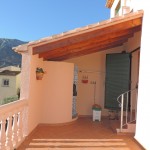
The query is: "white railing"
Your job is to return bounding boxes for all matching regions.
[0,99,28,150]
[117,88,138,132]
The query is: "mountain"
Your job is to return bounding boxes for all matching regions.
[0,38,27,68]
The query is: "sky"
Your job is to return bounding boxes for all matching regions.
[0,0,110,42]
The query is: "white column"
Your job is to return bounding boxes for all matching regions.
[120,95,124,132]
[12,113,18,147]
[5,116,13,149]
[0,119,6,150]
[17,110,23,142]
[135,2,150,150]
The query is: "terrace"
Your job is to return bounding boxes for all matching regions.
[18,117,143,150]
[0,10,145,150]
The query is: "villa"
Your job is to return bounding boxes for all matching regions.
[0,66,20,105]
[0,0,149,149]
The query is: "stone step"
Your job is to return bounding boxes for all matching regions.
[116,122,136,134]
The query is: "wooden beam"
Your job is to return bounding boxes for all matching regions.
[39,25,141,60]
[41,33,133,60]
[48,43,124,61]
[33,18,142,55]
[38,27,137,58]
[45,39,128,61]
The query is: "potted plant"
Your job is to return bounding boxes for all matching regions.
[92,104,102,111]
[36,67,45,80]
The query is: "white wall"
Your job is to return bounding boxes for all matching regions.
[134,1,150,149]
[111,0,120,17]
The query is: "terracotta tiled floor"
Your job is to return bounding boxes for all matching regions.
[17,117,145,150]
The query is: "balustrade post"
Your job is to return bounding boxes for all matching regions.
[130,93,133,122]
[22,106,28,137]
[17,110,23,142]
[12,113,18,148]
[126,93,129,124]
[5,115,13,149]
[120,95,124,132]
[0,118,6,150]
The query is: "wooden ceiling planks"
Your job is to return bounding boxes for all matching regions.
[39,26,141,60]
[32,14,142,61]
[48,42,124,61]
[42,33,134,60]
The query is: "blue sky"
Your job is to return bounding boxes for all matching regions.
[0,0,110,42]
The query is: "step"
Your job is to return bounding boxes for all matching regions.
[116,122,136,134]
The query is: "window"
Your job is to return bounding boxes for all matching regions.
[2,79,9,87]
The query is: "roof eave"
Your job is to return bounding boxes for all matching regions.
[13,10,143,54]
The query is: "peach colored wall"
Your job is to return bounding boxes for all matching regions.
[70,52,106,116]
[27,51,44,134]
[21,50,74,134]
[20,51,31,100]
[67,47,123,116]
[40,61,74,124]
[66,31,141,117]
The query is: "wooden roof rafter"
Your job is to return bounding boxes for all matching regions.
[32,17,142,55]
[13,11,143,61]
[41,33,134,60]
[39,25,141,60]
[48,42,125,61]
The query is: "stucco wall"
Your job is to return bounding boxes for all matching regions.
[41,61,74,124]
[67,48,121,116]
[27,52,44,134]
[67,52,106,116]
[66,31,141,117]
[21,51,74,134]
[134,2,150,149]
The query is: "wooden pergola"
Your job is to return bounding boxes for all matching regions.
[14,11,143,61]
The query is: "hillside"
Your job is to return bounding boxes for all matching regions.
[0,38,27,68]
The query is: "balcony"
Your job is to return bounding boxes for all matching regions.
[0,99,28,149]
[18,117,143,150]
[6,10,144,150]
[0,100,144,150]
